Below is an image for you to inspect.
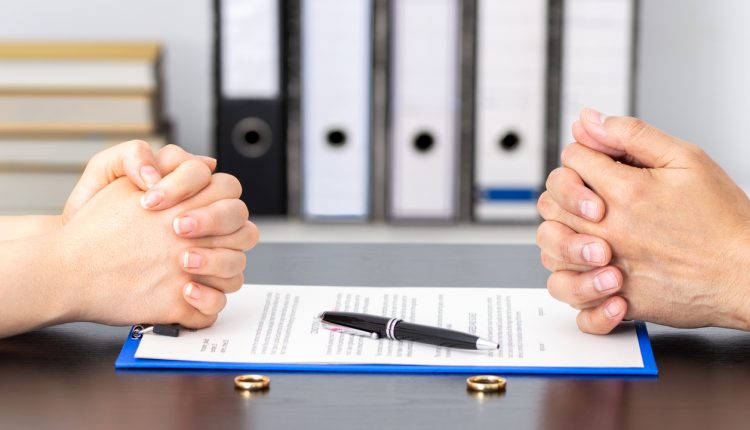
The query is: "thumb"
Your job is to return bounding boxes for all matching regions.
[63,140,161,222]
[576,108,693,168]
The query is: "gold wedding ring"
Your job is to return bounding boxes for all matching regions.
[234,374,270,391]
[466,375,507,393]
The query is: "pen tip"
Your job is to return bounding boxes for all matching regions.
[476,338,499,351]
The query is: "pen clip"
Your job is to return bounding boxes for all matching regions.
[317,315,379,340]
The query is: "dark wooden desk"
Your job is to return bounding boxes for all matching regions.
[2,244,750,430]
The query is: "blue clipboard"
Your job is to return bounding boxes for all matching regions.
[115,321,657,376]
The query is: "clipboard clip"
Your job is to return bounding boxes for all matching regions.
[130,324,181,339]
[316,313,379,339]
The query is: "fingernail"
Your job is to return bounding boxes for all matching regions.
[184,283,201,300]
[139,165,161,189]
[593,270,618,293]
[579,200,599,220]
[584,108,607,125]
[582,243,605,264]
[605,301,623,318]
[173,216,197,235]
[140,189,164,209]
[182,251,202,269]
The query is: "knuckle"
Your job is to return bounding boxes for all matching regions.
[540,251,556,272]
[213,173,243,198]
[219,199,249,222]
[238,200,250,220]
[166,304,193,325]
[623,118,649,141]
[537,191,553,218]
[545,167,564,190]
[156,144,183,161]
[126,139,151,156]
[683,142,706,161]
[244,221,260,249]
[190,313,218,328]
[609,179,640,204]
[535,221,551,247]
[214,293,228,314]
[559,235,577,264]
[182,158,212,177]
[560,144,578,167]
[161,143,181,154]
[546,274,559,296]
[570,276,588,302]
[225,275,244,293]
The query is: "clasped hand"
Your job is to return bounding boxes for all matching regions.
[0,141,258,338]
[537,109,750,334]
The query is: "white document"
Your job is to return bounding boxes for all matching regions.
[136,284,644,369]
[220,0,280,99]
[388,0,461,221]
[559,0,635,153]
[301,0,372,219]
[473,0,547,222]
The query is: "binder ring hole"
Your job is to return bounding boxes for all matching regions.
[326,129,347,147]
[244,130,261,145]
[231,118,272,159]
[413,132,435,153]
[499,132,521,151]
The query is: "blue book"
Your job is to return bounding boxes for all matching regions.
[115,284,657,376]
[116,321,656,376]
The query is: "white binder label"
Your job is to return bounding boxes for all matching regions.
[220,0,280,99]
[301,0,372,218]
[560,0,634,149]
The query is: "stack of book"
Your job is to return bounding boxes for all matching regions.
[0,42,169,214]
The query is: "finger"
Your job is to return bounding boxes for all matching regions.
[540,251,598,272]
[108,140,162,189]
[177,173,243,211]
[578,108,694,169]
[575,295,628,335]
[537,191,604,237]
[547,267,623,308]
[561,142,632,196]
[536,220,611,267]
[155,144,217,174]
[181,248,247,278]
[140,159,212,210]
[546,167,606,222]
[182,282,228,318]
[192,221,260,252]
[193,274,244,294]
[64,140,160,220]
[570,120,626,160]
[173,199,249,238]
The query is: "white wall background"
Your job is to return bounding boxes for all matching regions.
[638,0,750,191]
[0,0,213,156]
[0,0,748,190]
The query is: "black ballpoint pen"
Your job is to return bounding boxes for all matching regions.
[317,311,499,350]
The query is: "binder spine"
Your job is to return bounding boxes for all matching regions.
[300,0,374,220]
[472,0,548,222]
[214,0,288,215]
[386,0,462,222]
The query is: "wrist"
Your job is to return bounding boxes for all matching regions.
[0,215,62,241]
[49,226,89,324]
[722,224,750,331]
[0,231,74,338]
[37,230,78,326]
